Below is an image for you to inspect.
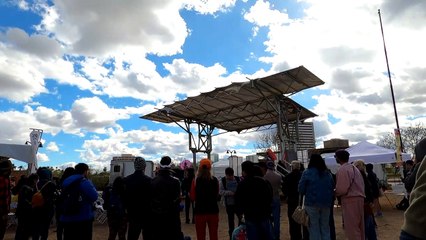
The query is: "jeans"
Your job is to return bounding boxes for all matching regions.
[127,219,151,240]
[226,205,241,239]
[107,213,127,240]
[63,220,93,240]
[185,194,194,223]
[305,206,330,240]
[246,218,274,240]
[15,214,32,240]
[271,198,281,239]
[329,202,336,240]
[288,203,309,240]
[364,214,377,240]
[400,230,423,240]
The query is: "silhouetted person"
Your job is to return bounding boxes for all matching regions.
[124,157,152,240]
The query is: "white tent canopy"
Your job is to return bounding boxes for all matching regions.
[324,141,411,166]
[0,143,36,163]
[323,141,412,180]
[212,160,230,179]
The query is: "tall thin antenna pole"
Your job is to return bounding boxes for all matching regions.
[378,9,404,152]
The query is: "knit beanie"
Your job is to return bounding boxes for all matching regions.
[134,157,146,171]
[160,156,172,169]
[199,158,212,170]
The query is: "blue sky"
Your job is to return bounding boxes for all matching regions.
[0,0,425,170]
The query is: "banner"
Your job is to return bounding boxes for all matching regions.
[394,129,402,166]
[29,129,43,172]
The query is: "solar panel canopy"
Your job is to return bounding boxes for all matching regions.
[142,66,325,133]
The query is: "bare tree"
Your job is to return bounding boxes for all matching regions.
[377,123,426,154]
[254,129,280,152]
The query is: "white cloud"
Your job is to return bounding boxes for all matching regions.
[6,28,62,59]
[46,142,59,152]
[37,0,188,57]
[70,97,128,133]
[76,125,257,168]
[244,0,291,27]
[37,152,49,162]
[183,0,236,15]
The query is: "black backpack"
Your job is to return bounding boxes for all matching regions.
[219,176,240,201]
[102,186,112,211]
[61,178,84,216]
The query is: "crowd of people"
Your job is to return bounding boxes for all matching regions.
[0,137,424,240]
[0,160,98,240]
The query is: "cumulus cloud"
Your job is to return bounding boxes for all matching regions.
[37,0,188,57]
[244,0,291,27]
[37,152,49,162]
[70,97,129,133]
[75,125,254,168]
[46,142,59,152]
[183,0,236,15]
[6,28,62,59]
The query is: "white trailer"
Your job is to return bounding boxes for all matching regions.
[109,154,155,184]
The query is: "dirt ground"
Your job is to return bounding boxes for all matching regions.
[4,193,405,240]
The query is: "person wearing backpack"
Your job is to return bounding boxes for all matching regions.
[151,156,185,240]
[219,167,241,240]
[235,161,274,240]
[60,163,98,240]
[32,167,57,240]
[14,174,38,240]
[123,156,153,240]
[104,176,127,240]
[55,167,75,240]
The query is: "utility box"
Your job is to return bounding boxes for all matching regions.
[324,139,349,149]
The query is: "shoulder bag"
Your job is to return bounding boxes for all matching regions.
[292,194,309,226]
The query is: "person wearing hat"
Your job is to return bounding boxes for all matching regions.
[334,149,365,240]
[190,158,219,240]
[124,156,153,240]
[263,159,282,240]
[151,156,184,240]
[0,157,11,240]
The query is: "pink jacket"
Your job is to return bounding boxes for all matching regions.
[335,162,365,199]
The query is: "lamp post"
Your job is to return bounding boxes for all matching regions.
[226,150,236,157]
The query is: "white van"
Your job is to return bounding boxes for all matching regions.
[109,155,155,184]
